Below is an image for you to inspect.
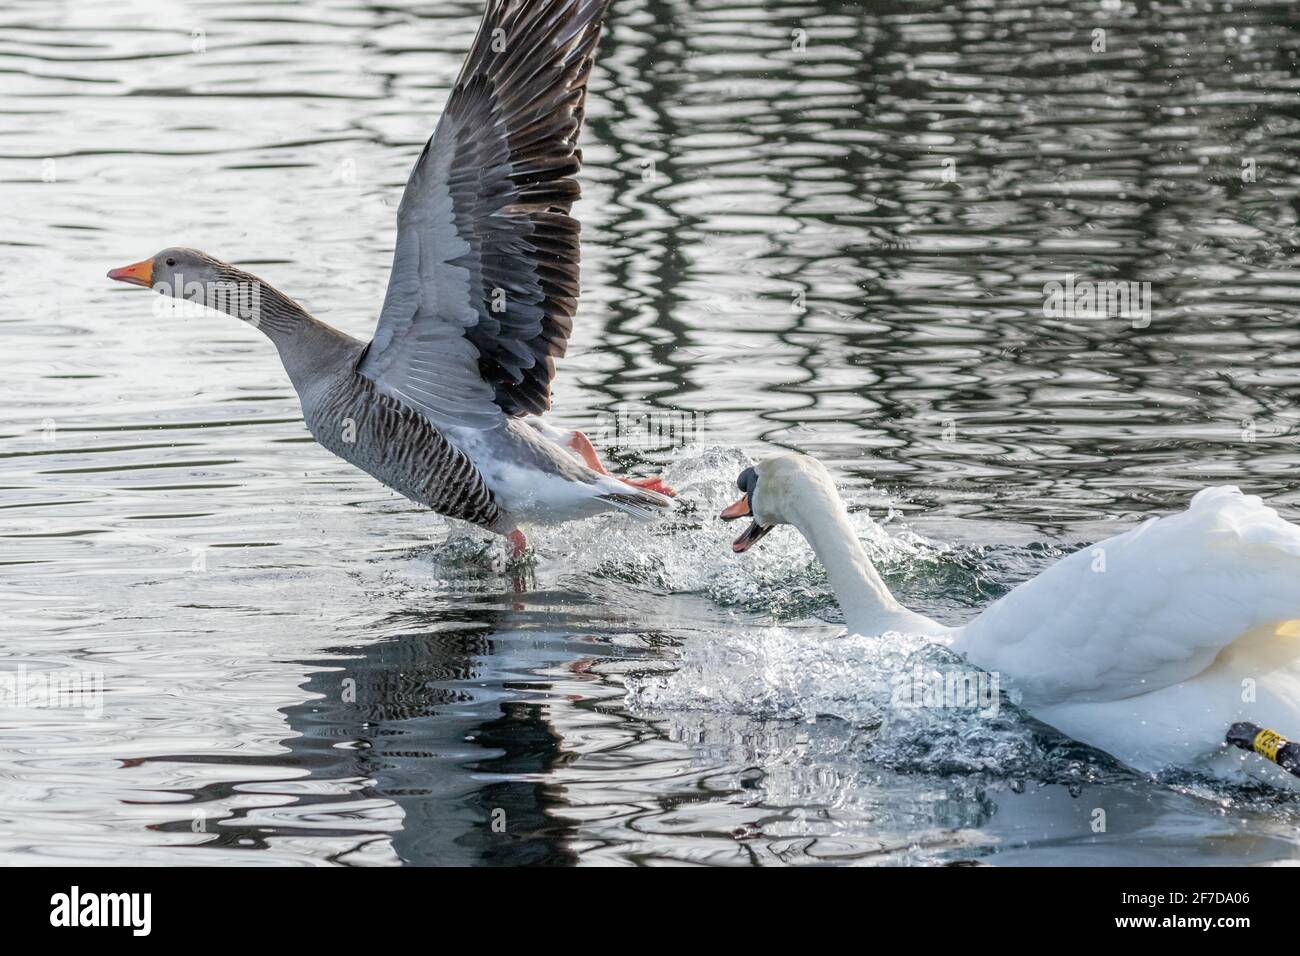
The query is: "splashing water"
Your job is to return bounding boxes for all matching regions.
[405,446,1126,783]
[528,446,961,616]
[624,621,1124,783]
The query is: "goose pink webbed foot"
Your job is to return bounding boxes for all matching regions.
[565,430,677,497]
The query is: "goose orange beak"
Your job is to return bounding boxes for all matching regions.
[107,258,153,288]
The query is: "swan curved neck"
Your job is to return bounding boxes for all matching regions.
[788,494,929,636]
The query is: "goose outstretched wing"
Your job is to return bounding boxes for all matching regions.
[359,0,612,430]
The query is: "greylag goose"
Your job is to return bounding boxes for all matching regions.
[107,0,672,557]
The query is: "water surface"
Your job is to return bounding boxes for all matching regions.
[2,0,1300,864]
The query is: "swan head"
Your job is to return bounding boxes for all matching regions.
[719,453,841,553]
[108,248,264,322]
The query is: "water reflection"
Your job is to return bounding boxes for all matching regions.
[1,0,1299,864]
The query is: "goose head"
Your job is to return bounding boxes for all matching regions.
[719,453,843,552]
[108,248,263,323]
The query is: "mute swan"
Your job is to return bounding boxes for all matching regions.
[107,0,671,557]
[720,454,1300,787]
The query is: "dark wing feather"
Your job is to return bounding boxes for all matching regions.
[358,0,611,428]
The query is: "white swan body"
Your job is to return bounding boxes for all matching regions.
[724,455,1300,785]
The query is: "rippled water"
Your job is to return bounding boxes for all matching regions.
[3,0,1300,865]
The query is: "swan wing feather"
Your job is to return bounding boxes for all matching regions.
[959,486,1300,708]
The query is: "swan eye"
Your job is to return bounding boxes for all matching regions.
[737,466,757,494]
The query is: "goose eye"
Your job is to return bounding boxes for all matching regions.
[165,257,176,267]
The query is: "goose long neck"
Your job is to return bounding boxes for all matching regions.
[251,283,314,340]
[788,492,921,636]
[207,266,313,341]
[206,266,360,385]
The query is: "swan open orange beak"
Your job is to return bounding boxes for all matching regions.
[720,495,751,520]
[720,494,772,552]
[107,258,153,288]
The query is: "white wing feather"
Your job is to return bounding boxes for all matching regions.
[957,486,1300,709]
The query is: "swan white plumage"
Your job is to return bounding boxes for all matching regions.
[720,454,1300,787]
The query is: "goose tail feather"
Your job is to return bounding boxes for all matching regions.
[598,488,673,521]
